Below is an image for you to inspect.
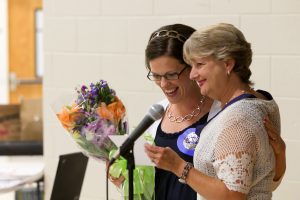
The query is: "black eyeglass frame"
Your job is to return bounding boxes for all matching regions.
[147,66,189,81]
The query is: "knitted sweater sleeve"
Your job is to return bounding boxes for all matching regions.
[212,105,265,194]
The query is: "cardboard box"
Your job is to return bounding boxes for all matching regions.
[20,99,43,141]
[0,104,21,141]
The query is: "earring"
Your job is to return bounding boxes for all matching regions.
[227,70,230,76]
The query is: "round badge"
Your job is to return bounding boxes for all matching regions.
[177,128,199,156]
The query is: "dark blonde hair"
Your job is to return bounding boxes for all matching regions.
[183,23,253,84]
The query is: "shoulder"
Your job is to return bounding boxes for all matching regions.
[227,98,277,119]
[214,99,269,137]
[216,98,280,140]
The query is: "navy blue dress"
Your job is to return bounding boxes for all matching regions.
[154,113,208,200]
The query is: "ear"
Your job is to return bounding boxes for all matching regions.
[224,58,235,74]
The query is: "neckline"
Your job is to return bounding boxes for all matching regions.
[206,93,256,125]
[223,93,256,110]
[195,89,274,134]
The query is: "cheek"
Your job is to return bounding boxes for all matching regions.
[209,70,227,91]
[202,69,217,89]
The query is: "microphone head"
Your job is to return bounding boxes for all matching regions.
[148,104,165,120]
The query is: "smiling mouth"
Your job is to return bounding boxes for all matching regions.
[164,88,178,96]
[197,80,205,87]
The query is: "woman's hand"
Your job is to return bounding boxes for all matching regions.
[144,143,186,177]
[108,175,125,188]
[264,117,286,155]
[106,161,125,188]
[264,117,286,183]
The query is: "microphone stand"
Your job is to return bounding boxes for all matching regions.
[122,144,135,200]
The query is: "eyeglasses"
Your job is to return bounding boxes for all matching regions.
[147,66,189,81]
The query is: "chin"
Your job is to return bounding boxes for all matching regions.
[200,88,207,96]
[167,96,183,105]
[165,96,176,104]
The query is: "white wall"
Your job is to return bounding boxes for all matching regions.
[0,0,8,104]
[43,0,300,199]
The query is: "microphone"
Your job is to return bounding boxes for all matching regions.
[108,104,165,165]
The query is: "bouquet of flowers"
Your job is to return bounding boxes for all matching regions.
[55,80,127,162]
[54,80,155,200]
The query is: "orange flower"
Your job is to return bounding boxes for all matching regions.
[97,103,113,122]
[97,97,126,124]
[57,104,81,131]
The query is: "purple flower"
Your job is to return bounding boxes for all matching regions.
[58,79,128,162]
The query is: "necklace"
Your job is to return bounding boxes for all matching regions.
[167,96,206,123]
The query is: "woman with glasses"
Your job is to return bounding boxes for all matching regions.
[145,24,214,200]
[145,23,285,200]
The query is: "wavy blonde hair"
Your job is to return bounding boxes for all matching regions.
[183,23,253,84]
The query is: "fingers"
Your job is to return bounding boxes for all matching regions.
[144,143,162,157]
[264,117,277,141]
[144,143,162,153]
[144,143,156,163]
[144,143,162,164]
[144,143,172,165]
[263,116,286,155]
[146,150,158,162]
[108,175,125,188]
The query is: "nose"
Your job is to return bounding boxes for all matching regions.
[159,76,169,87]
[189,65,198,80]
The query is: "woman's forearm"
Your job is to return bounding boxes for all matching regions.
[182,167,246,200]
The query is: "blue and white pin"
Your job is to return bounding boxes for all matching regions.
[177,128,199,156]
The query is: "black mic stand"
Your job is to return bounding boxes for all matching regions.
[122,144,135,200]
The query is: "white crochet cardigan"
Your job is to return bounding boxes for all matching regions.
[194,98,281,200]
[147,98,282,198]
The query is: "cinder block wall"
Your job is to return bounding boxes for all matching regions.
[43,0,300,199]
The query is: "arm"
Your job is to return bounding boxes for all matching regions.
[264,117,286,187]
[145,144,246,200]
